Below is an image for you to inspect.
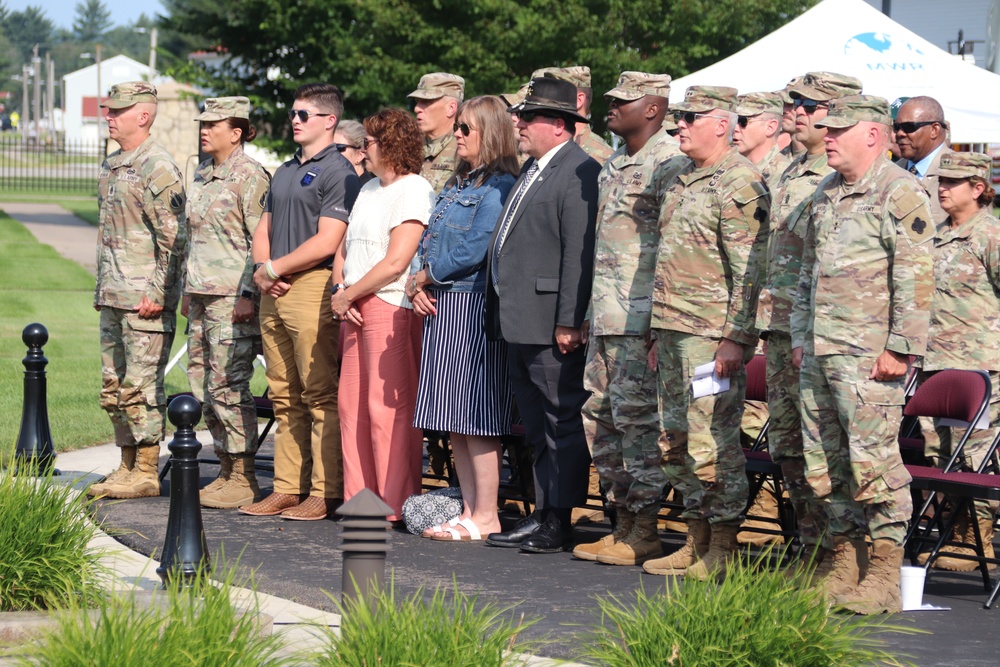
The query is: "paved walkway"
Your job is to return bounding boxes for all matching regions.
[0,202,98,275]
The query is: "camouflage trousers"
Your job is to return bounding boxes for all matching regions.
[187,295,260,456]
[582,334,667,513]
[654,330,749,525]
[799,353,912,545]
[765,332,831,548]
[99,307,174,447]
[917,370,1000,521]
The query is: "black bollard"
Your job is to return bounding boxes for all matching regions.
[156,394,210,586]
[336,489,394,607]
[14,323,58,475]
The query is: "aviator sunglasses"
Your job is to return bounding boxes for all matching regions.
[288,109,331,122]
[453,122,475,136]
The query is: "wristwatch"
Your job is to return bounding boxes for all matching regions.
[253,262,264,273]
[240,290,254,299]
[331,283,346,295]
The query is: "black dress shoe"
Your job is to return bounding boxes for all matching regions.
[520,516,573,554]
[485,512,541,547]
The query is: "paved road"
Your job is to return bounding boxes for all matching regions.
[0,202,98,275]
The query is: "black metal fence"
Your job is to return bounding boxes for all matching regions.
[0,134,103,193]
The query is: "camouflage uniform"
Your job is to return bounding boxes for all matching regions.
[652,88,770,524]
[791,97,934,545]
[757,144,790,193]
[583,72,682,512]
[532,66,614,164]
[921,153,1000,518]
[409,72,464,193]
[733,92,788,193]
[185,133,271,456]
[96,112,186,449]
[575,126,614,165]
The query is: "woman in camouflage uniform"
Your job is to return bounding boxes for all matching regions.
[183,97,271,508]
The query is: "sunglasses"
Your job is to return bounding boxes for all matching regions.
[893,120,940,134]
[453,122,475,136]
[792,99,828,113]
[288,109,331,122]
[336,143,360,152]
[736,115,767,128]
[675,111,724,125]
[518,110,558,123]
[362,137,378,149]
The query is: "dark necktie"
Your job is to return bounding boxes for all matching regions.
[492,162,540,285]
[908,163,919,175]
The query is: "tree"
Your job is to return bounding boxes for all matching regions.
[4,5,55,61]
[72,0,113,43]
[163,0,817,150]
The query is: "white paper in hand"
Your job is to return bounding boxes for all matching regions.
[692,361,730,399]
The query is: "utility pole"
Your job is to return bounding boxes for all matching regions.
[96,44,103,142]
[21,64,29,146]
[46,52,55,138]
[32,45,41,143]
[149,27,158,74]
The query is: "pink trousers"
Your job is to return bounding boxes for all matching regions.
[339,294,423,520]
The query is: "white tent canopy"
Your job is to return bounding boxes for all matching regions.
[669,0,1000,143]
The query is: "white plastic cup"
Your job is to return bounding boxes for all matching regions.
[900,565,926,611]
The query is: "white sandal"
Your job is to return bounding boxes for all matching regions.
[421,517,459,538]
[432,517,483,542]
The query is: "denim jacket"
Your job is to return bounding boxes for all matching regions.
[419,170,515,293]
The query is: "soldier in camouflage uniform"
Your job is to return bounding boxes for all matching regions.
[409,72,464,193]
[88,82,186,500]
[732,92,789,192]
[642,86,770,580]
[183,97,271,509]
[755,72,862,564]
[574,72,681,566]
[790,96,934,614]
[778,77,806,160]
[916,152,1000,571]
[533,66,614,164]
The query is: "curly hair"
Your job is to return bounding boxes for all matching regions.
[970,176,997,208]
[364,108,424,176]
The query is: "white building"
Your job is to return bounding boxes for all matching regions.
[62,54,158,144]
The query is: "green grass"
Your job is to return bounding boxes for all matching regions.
[0,469,107,611]
[311,582,538,667]
[580,552,918,667]
[0,191,100,226]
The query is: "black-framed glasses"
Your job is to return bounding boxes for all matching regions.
[362,137,378,149]
[792,99,828,113]
[518,110,558,123]
[288,109,331,122]
[453,122,474,136]
[675,111,723,125]
[893,120,941,134]
[336,143,360,152]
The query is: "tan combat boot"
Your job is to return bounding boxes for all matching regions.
[598,504,663,566]
[810,536,868,602]
[200,454,259,509]
[99,445,161,499]
[738,483,784,546]
[835,539,904,614]
[932,514,996,571]
[642,518,710,575]
[783,544,830,581]
[200,451,233,498]
[685,523,741,581]
[87,445,137,497]
[572,509,634,561]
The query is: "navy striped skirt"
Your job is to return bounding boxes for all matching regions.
[413,289,513,436]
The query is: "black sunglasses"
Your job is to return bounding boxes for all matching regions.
[288,109,331,122]
[675,111,723,125]
[453,122,474,136]
[362,137,378,149]
[792,99,828,113]
[336,143,360,152]
[893,120,941,134]
[518,110,558,123]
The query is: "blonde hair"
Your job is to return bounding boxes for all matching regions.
[450,96,520,187]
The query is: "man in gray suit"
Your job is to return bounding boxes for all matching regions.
[484,77,601,553]
[894,96,952,225]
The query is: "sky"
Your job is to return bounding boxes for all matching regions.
[5,0,166,30]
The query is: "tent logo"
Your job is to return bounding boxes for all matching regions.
[844,32,926,71]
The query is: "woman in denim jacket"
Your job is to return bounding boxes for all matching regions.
[405,96,520,541]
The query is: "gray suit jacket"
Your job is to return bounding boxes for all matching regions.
[898,144,953,226]
[486,141,600,345]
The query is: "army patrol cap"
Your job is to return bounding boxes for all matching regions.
[507,77,588,124]
[935,151,992,181]
[100,81,157,109]
[777,76,802,105]
[533,66,591,88]
[789,72,863,102]
[605,72,671,102]
[815,95,892,129]
[673,86,738,113]
[194,96,250,122]
[407,72,465,101]
[500,82,530,108]
[734,92,783,117]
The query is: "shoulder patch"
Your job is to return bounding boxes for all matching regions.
[150,169,181,196]
[887,186,926,220]
[168,188,185,214]
[731,177,768,205]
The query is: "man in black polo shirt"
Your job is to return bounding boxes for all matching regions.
[241,83,361,520]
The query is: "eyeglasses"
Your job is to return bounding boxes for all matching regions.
[737,115,767,128]
[453,122,475,136]
[792,99,828,113]
[517,110,558,123]
[675,111,724,125]
[336,143,360,152]
[893,120,941,134]
[288,109,331,122]
[362,137,378,149]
